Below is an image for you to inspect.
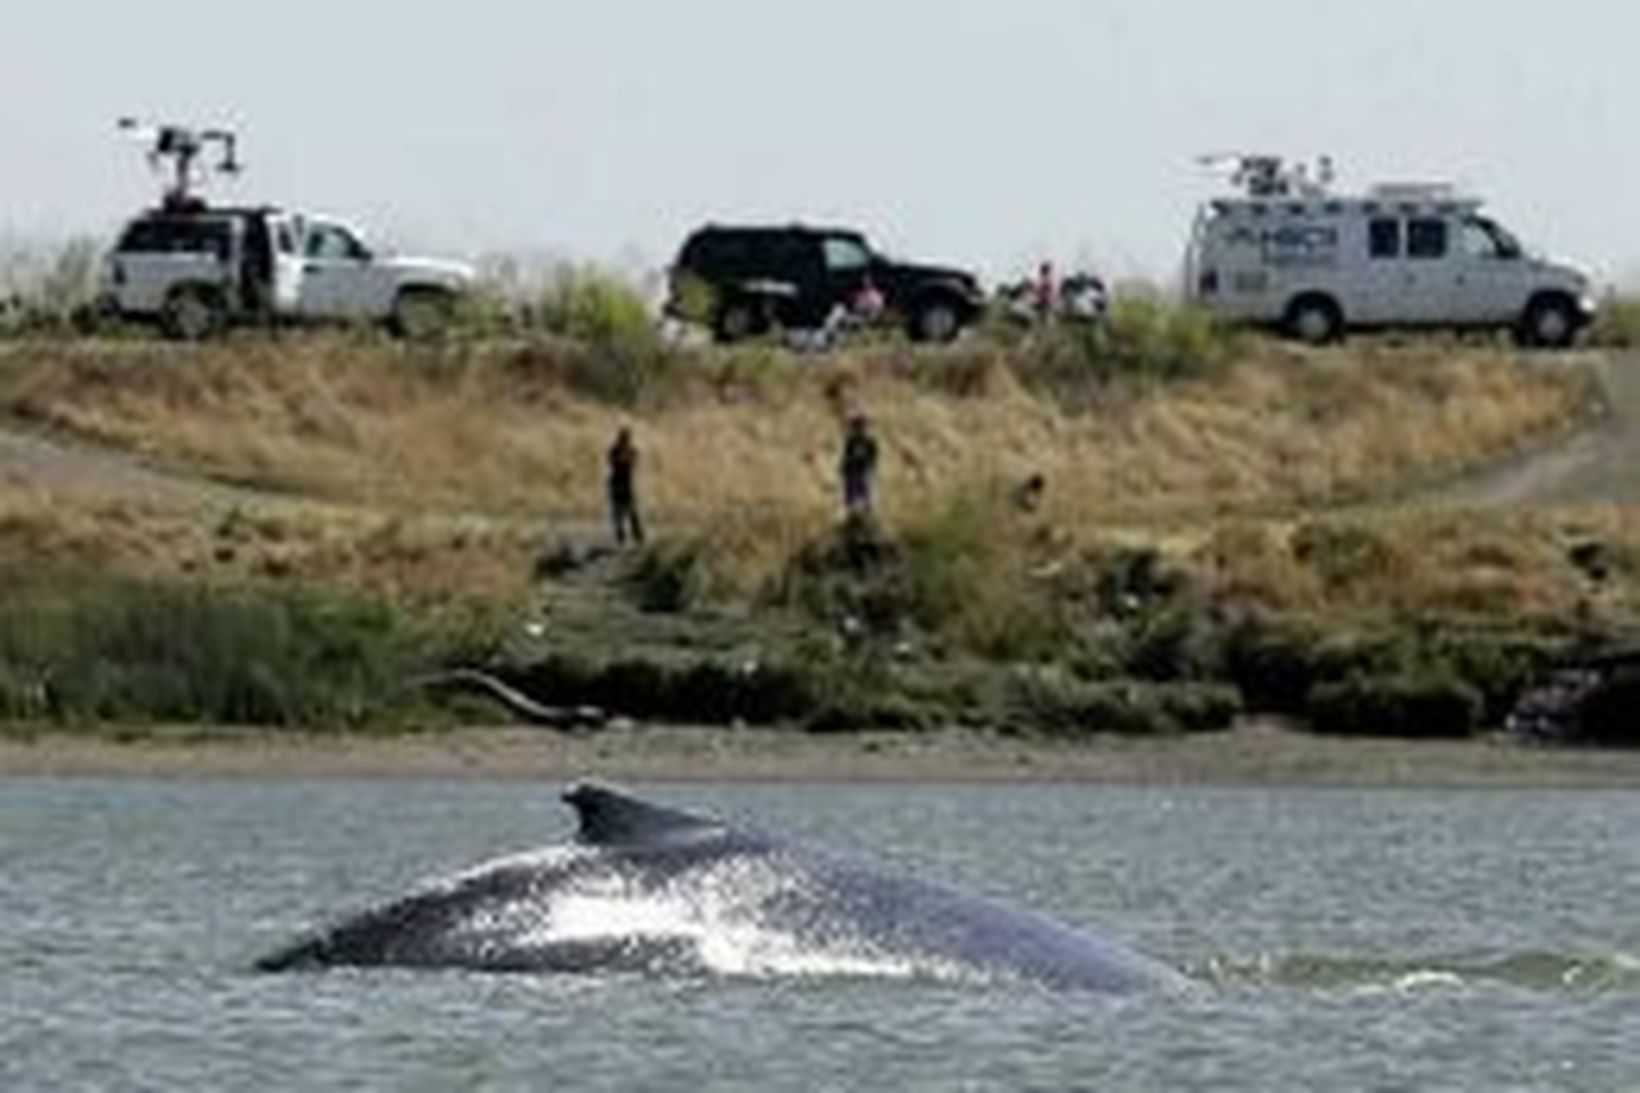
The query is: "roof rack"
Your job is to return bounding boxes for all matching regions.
[1366,182,1464,202]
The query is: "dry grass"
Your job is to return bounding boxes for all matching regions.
[0,338,1587,534]
[1194,504,1640,629]
[0,334,1598,625]
[0,482,537,609]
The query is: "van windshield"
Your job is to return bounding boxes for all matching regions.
[1464,216,1524,260]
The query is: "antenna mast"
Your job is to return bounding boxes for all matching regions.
[1198,153,1335,198]
[117,118,243,211]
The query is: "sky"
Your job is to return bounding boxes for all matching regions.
[1,0,1634,284]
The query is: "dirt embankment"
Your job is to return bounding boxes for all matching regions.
[5,720,1640,787]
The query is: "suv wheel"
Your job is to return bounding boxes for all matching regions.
[910,299,961,344]
[713,298,759,344]
[162,286,223,342]
[392,288,456,340]
[1518,295,1578,350]
[1284,296,1343,346]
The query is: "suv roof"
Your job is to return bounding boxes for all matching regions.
[688,223,867,237]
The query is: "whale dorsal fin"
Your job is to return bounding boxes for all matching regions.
[563,783,723,847]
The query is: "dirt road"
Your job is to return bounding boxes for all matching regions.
[1439,352,1640,506]
[0,424,249,507]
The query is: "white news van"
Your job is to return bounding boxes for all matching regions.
[1185,157,1595,347]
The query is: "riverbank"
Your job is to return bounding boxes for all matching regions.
[0,332,1631,746]
[4,721,1638,787]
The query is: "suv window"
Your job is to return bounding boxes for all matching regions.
[770,232,821,276]
[1407,218,1449,260]
[274,221,298,255]
[306,224,369,262]
[118,218,232,258]
[1368,218,1401,260]
[823,237,872,272]
[685,230,757,273]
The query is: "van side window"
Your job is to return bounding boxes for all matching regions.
[1407,219,1448,260]
[1368,219,1401,260]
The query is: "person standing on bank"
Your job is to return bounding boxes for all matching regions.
[607,426,645,547]
[840,413,879,516]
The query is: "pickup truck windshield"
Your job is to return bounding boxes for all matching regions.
[306,223,371,262]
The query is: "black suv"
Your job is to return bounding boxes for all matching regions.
[667,225,985,344]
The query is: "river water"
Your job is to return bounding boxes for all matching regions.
[2,779,1635,1091]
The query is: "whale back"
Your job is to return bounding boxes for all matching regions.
[259,784,1187,993]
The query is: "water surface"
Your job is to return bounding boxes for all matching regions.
[2,781,1635,1090]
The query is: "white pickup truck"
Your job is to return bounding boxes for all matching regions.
[101,206,474,339]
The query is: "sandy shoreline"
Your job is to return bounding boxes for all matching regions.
[3,721,1638,788]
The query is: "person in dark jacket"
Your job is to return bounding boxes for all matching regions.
[840,413,879,515]
[607,427,645,546]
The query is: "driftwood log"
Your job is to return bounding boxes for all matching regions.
[412,670,610,732]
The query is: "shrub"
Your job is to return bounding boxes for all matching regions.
[1587,294,1640,349]
[503,650,819,726]
[1223,613,1327,714]
[1101,294,1238,382]
[1428,632,1562,727]
[778,515,915,637]
[501,265,679,405]
[1008,294,1238,405]
[1306,670,1484,738]
[897,495,1068,659]
[1290,520,1406,592]
[0,239,106,337]
[1566,666,1640,747]
[1004,666,1241,737]
[625,539,709,614]
[1123,600,1227,683]
[0,579,424,727]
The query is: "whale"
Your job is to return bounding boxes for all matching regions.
[257,783,1187,994]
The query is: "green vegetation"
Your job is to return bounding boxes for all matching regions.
[0,577,470,729]
[478,496,1601,741]
[1588,293,1640,349]
[995,294,1240,405]
[0,240,107,337]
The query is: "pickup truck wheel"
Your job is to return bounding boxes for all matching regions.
[1519,296,1578,349]
[910,299,961,343]
[713,299,759,344]
[162,286,223,342]
[1284,295,1343,346]
[392,289,456,340]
